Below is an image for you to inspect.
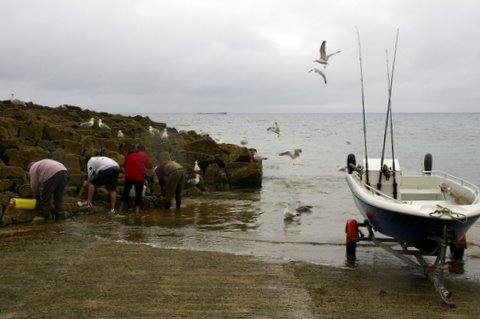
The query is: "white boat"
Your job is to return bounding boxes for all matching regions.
[346,29,480,305]
[346,154,480,251]
[345,153,480,305]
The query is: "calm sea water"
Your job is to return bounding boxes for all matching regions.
[77,113,480,279]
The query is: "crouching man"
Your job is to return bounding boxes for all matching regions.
[29,159,69,220]
[154,160,185,209]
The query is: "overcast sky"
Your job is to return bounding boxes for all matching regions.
[2,0,479,113]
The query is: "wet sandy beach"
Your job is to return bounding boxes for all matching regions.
[1,222,480,319]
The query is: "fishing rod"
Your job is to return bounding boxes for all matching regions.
[355,26,370,185]
[377,29,400,198]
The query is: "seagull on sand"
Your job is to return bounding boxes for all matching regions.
[309,68,327,84]
[117,130,124,138]
[267,121,280,136]
[149,126,160,135]
[279,149,302,160]
[295,200,312,213]
[98,118,110,129]
[314,40,341,68]
[80,117,95,128]
[161,128,169,142]
[283,203,299,220]
[10,93,26,106]
[240,137,248,146]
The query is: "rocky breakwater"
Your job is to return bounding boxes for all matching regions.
[0,100,263,225]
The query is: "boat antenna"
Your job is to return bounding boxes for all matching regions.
[355,26,370,185]
[377,29,399,198]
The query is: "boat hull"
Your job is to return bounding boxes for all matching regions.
[347,174,480,247]
[351,192,478,243]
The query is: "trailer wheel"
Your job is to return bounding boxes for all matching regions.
[450,235,467,261]
[346,219,359,257]
[347,154,356,174]
[424,153,432,174]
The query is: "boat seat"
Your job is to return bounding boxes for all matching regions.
[399,188,444,201]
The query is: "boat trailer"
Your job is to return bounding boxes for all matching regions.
[345,219,467,307]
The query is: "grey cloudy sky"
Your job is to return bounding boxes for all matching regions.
[2,0,479,113]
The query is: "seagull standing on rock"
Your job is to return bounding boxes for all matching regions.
[80,117,95,128]
[117,130,124,138]
[98,118,110,129]
[194,161,201,173]
[149,126,160,135]
[10,93,26,106]
[240,137,248,146]
[253,151,268,161]
[187,173,200,186]
[161,128,169,142]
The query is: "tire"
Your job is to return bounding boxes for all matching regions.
[450,235,467,261]
[345,219,359,257]
[424,153,432,174]
[346,242,356,256]
[450,245,465,261]
[347,154,356,174]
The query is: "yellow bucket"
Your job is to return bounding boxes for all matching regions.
[9,198,37,210]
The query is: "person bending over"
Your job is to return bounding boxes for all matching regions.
[154,160,185,209]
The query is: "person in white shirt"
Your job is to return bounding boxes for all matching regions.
[78,156,120,213]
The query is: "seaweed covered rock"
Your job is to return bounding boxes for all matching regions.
[0,100,263,225]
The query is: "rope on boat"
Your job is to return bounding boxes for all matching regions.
[439,183,470,205]
[429,205,467,223]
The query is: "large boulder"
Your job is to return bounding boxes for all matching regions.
[0,180,15,192]
[18,121,44,144]
[43,125,79,141]
[184,137,223,155]
[0,165,27,184]
[219,144,251,163]
[204,163,228,191]
[225,162,262,188]
[1,205,38,225]
[63,154,84,172]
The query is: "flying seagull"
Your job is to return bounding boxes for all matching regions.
[279,149,302,160]
[309,68,327,84]
[267,121,280,136]
[314,40,341,68]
